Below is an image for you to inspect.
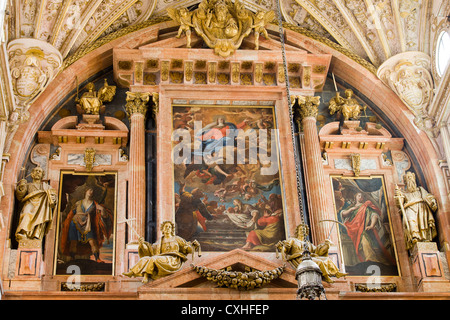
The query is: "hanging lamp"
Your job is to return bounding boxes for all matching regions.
[274,0,326,300]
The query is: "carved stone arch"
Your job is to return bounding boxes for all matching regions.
[1,19,449,282]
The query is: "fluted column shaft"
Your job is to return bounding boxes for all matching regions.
[125,92,150,243]
[297,96,330,244]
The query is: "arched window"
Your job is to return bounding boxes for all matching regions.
[436,30,450,77]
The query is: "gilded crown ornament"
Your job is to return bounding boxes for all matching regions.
[167,0,275,57]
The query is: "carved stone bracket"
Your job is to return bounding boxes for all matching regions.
[350,153,361,177]
[84,148,96,172]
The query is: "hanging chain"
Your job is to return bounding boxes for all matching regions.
[274,0,307,229]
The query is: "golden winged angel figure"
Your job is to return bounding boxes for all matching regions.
[167,7,194,48]
[251,10,275,50]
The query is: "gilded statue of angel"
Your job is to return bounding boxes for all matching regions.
[328,92,344,117]
[75,79,116,115]
[251,10,275,50]
[167,7,194,48]
[276,224,347,283]
[328,89,364,121]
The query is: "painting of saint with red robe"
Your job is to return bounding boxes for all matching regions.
[331,176,398,276]
[172,105,286,252]
[54,172,116,275]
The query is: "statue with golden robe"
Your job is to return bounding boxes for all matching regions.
[276,224,347,283]
[75,79,116,115]
[15,166,57,243]
[123,221,201,283]
[328,89,364,121]
[395,172,438,250]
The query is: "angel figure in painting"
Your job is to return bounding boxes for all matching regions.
[251,10,275,50]
[167,7,194,48]
[276,224,347,283]
[123,221,201,283]
[75,79,116,114]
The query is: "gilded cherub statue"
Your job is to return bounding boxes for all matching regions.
[167,1,271,57]
[328,89,365,121]
[251,10,275,50]
[75,79,116,115]
[167,7,194,48]
[395,172,438,250]
[276,224,347,283]
[123,221,201,283]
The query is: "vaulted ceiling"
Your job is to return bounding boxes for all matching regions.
[6,0,449,69]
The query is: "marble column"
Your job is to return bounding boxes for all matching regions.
[295,96,330,244]
[125,92,151,244]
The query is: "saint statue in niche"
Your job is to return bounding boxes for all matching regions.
[395,171,437,250]
[15,166,57,243]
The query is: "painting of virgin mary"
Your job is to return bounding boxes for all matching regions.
[172,105,286,252]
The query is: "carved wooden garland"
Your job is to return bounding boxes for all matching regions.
[192,265,285,290]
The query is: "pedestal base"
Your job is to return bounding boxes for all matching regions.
[341,121,367,135]
[15,240,42,277]
[76,114,105,130]
[410,242,450,292]
[8,243,44,291]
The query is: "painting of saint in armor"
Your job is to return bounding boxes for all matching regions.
[54,172,116,275]
[172,105,286,252]
[331,176,399,276]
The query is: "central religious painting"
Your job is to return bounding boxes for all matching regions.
[172,104,287,251]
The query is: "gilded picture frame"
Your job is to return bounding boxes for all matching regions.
[53,171,117,276]
[330,175,400,276]
[172,104,287,252]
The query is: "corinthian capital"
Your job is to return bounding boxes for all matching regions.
[295,95,321,121]
[125,92,150,117]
